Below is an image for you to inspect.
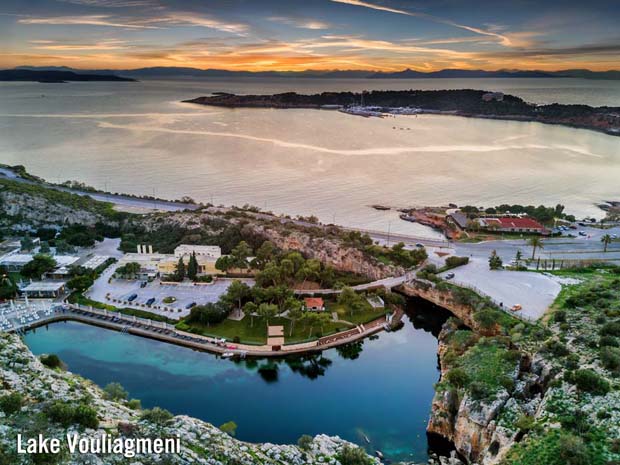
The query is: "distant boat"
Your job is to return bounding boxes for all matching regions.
[375,450,384,459]
[363,434,370,444]
[371,205,391,211]
[221,352,235,358]
[399,213,416,222]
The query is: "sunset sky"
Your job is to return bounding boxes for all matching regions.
[1,0,619,71]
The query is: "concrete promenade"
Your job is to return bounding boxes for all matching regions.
[4,302,398,358]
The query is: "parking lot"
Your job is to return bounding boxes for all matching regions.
[87,273,254,320]
[438,257,564,320]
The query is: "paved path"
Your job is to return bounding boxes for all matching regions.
[294,271,417,296]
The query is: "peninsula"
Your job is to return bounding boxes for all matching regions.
[185,89,620,136]
[0,69,136,83]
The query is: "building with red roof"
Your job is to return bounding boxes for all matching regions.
[479,217,549,235]
[304,297,325,312]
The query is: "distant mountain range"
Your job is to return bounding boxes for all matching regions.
[10,66,620,80]
[0,69,136,82]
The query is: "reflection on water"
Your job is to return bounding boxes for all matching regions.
[1,78,620,236]
[24,299,449,462]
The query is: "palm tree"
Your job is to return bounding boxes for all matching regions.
[601,234,612,253]
[528,237,544,260]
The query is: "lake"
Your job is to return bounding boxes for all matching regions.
[24,302,449,462]
[1,77,620,237]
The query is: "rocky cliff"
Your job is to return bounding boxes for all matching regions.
[427,321,554,465]
[427,323,540,465]
[0,332,379,465]
[140,209,402,280]
[0,190,106,227]
[398,281,557,465]
[0,177,125,229]
[242,221,402,280]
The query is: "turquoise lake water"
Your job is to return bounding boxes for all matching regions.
[24,304,446,462]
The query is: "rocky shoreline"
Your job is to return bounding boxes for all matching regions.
[0,332,382,465]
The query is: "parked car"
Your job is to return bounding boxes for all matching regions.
[415,243,424,248]
[445,272,455,280]
[127,293,138,302]
[140,281,147,288]
[145,297,156,306]
[579,231,587,236]
[186,302,197,309]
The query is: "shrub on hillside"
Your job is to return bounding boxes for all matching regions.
[0,392,23,415]
[103,382,128,401]
[474,309,501,329]
[600,346,620,372]
[553,309,567,323]
[569,369,610,395]
[338,445,373,465]
[140,407,173,425]
[445,368,470,388]
[46,401,99,428]
[297,435,313,451]
[543,339,570,357]
[40,354,62,369]
[600,320,620,337]
[599,335,619,347]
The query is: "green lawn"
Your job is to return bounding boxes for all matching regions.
[332,303,388,325]
[177,314,351,345]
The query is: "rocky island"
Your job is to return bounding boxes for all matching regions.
[185,89,620,136]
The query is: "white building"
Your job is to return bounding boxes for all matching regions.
[116,244,223,280]
[0,252,79,272]
[173,245,222,260]
[19,281,67,298]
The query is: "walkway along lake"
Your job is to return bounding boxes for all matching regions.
[24,300,450,462]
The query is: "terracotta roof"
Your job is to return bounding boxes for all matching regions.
[487,217,545,229]
[304,297,324,308]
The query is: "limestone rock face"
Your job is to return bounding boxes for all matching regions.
[0,191,106,227]
[249,225,402,280]
[427,324,521,465]
[451,392,509,462]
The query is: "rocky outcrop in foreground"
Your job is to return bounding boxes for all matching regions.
[0,332,379,465]
[427,322,552,465]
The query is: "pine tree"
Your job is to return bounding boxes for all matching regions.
[187,252,198,280]
[176,257,186,281]
[488,250,503,270]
